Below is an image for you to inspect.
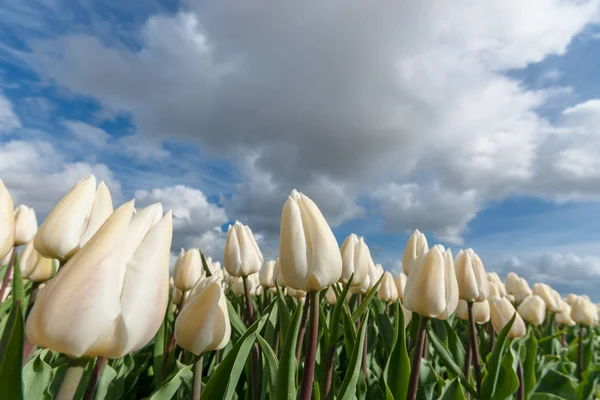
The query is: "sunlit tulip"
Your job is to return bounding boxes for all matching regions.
[231,273,259,296]
[224,221,263,278]
[173,248,203,292]
[260,260,276,289]
[26,201,173,358]
[454,249,488,302]
[287,287,307,299]
[368,263,384,292]
[175,276,231,355]
[340,234,371,287]
[556,304,576,327]
[489,296,526,339]
[487,272,507,296]
[456,299,490,324]
[505,294,516,304]
[19,240,57,283]
[0,180,15,260]
[395,272,407,300]
[404,246,458,320]
[279,190,342,292]
[378,271,398,303]
[571,296,597,326]
[349,271,371,295]
[402,229,428,275]
[505,272,532,303]
[13,205,37,246]
[532,283,563,313]
[488,280,501,298]
[566,293,578,305]
[34,176,113,261]
[325,284,339,305]
[171,287,184,306]
[517,295,546,326]
[0,248,13,266]
[274,258,286,288]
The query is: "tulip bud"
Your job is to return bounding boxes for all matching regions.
[224,221,263,278]
[340,234,371,287]
[20,240,58,282]
[175,276,231,355]
[172,287,184,305]
[489,296,526,339]
[566,293,578,305]
[378,271,398,303]
[287,287,307,299]
[505,272,532,303]
[487,272,506,296]
[34,176,113,261]
[27,201,173,358]
[13,205,37,246]
[231,273,259,296]
[395,272,407,300]
[454,249,488,302]
[505,294,515,304]
[532,283,562,313]
[456,299,490,324]
[279,190,342,291]
[260,260,276,288]
[274,258,286,288]
[517,295,546,326]
[488,280,500,298]
[402,229,428,275]
[556,304,576,327]
[571,296,597,326]
[0,180,15,260]
[325,284,339,305]
[368,263,384,291]
[173,248,203,291]
[404,246,458,320]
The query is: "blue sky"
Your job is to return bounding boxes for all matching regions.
[2,0,600,300]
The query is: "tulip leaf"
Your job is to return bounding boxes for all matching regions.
[351,274,383,324]
[493,342,520,400]
[439,378,467,400]
[12,256,25,317]
[530,395,569,400]
[23,349,54,400]
[200,252,212,277]
[373,298,394,355]
[480,312,516,400]
[328,277,353,346]
[255,333,279,391]
[275,283,291,343]
[153,319,166,388]
[274,299,304,400]
[338,312,369,400]
[522,328,538,398]
[227,298,247,337]
[443,320,466,373]
[535,369,578,399]
[93,363,118,400]
[383,302,410,400]
[149,364,193,400]
[577,365,600,400]
[0,301,24,400]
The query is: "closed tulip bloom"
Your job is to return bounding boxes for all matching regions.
[488,280,501,298]
[19,241,57,283]
[340,234,371,286]
[487,272,507,296]
[489,296,526,339]
[571,296,597,326]
[287,287,307,299]
[505,273,532,303]
[556,304,576,327]
[517,295,546,326]
[456,299,490,324]
[395,272,407,300]
[378,272,398,303]
[26,201,173,358]
[13,205,37,246]
[224,221,263,278]
[34,176,113,261]
[404,246,458,320]
[279,190,342,291]
[325,284,339,305]
[369,263,384,291]
[172,287,184,305]
[532,283,562,313]
[260,260,276,288]
[231,273,259,296]
[505,294,516,304]
[350,270,371,295]
[454,249,488,302]
[0,180,15,260]
[402,229,428,276]
[175,276,231,355]
[173,248,203,291]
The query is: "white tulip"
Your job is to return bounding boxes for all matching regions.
[0,180,15,260]
[13,205,37,246]
[402,229,428,276]
[340,234,371,287]
[224,221,263,278]
[173,248,203,291]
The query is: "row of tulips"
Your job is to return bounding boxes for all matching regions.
[0,177,598,399]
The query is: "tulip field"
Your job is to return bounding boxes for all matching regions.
[0,177,599,400]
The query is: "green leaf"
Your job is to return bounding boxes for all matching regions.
[522,328,538,398]
[493,342,519,400]
[255,333,279,391]
[276,283,291,345]
[23,350,54,400]
[373,298,394,355]
[535,369,577,399]
[338,312,369,400]
[274,298,304,400]
[530,394,569,400]
[444,320,466,373]
[94,363,118,400]
[383,302,410,400]
[149,364,193,400]
[200,252,212,277]
[329,277,353,346]
[0,300,24,400]
[479,312,516,400]
[439,378,467,400]
[153,318,166,388]
[12,256,25,318]
[227,298,247,337]
[577,366,600,400]
[351,275,383,324]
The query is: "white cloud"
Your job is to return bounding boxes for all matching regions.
[0,92,21,132]
[63,120,110,147]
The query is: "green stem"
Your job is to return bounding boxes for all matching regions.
[55,358,87,400]
[407,316,428,400]
[192,355,204,400]
[242,276,260,400]
[82,357,106,400]
[467,302,482,393]
[298,291,320,400]
[577,325,584,381]
[296,296,311,362]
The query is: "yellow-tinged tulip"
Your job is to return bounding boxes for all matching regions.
[13,205,37,246]
[487,272,506,296]
[556,304,576,327]
[456,299,490,324]
[571,296,597,326]
[402,229,428,276]
[231,273,259,296]
[488,280,501,298]
[505,272,532,303]
[26,201,173,358]
[173,248,203,291]
[172,287,184,305]
[505,294,516,304]
[19,241,57,283]
[279,190,342,292]
[175,275,231,355]
[287,287,307,299]
[517,295,546,326]
[566,293,578,305]
[395,272,407,300]
[369,263,384,291]
[34,176,113,261]
[260,260,276,288]
[489,296,526,338]
[378,271,398,303]
[0,180,15,260]
[325,284,339,305]
[532,283,563,313]
[340,234,371,287]
[224,221,263,278]
[404,245,458,320]
[454,249,488,302]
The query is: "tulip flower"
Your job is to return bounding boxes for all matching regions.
[19,240,57,283]
[287,287,307,299]
[456,299,490,324]
[517,295,546,326]
[571,296,597,326]
[402,229,428,275]
[532,283,563,313]
[173,248,203,292]
[489,296,526,339]
[395,272,407,300]
[13,205,37,246]
[172,287,184,306]
[279,189,342,292]
[26,200,173,358]
[174,275,231,355]
[505,294,516,304]
[487,272,507,296]
[454,249,488,302]
[325,284,338,305]
[340,234,371,287]
[0,180,15,260]
[378,271,398,303]
[368,263,384,291]
[556,304,576,327]
[224,221,263,278]
[505,272,532,303]
[231,273,260,296]
[566,293,578,305]
[0,248,13,266]
[34,176,113,261]
[260,260,276,289]
[488,280,501,298]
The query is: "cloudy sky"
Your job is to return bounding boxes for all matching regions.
[2,0,600,300]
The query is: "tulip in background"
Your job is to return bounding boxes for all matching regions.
[489,296,526,339]
[378,271,398,304]
[571,295,598,326]
[13,205,37,246]
[517,295,546,326]
[505,272,532,303]
[455,249,488,302]
[231,273,260,297]
[456,299,490,324]
[556,303,576,326]
[532,283,563,313]
[402,229,428,275]
[34,176,113,261]
[325,284,338,305]
[368,263,384,291]
[259,259,276,289]
[19,240,57,283]
[340,234,372,287]
[395,271,407,299]
[0,180,15,260]
[224,221,263,278]
[487,272,507,296]
[173,248,203,292]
